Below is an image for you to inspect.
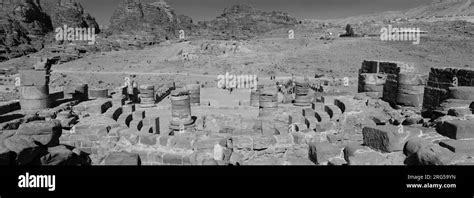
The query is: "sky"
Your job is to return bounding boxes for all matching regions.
[80,0,433,26]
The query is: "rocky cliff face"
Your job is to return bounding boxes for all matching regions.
[177,14,198,35]
[0,0,99,62]
[0,0,51,60]
[108,2,297,41]
[1,0,53,37]
[39,0,99,31]
[199,4,299,40]
[109,0,189,41]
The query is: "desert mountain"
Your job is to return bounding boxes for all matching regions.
[108,0,197,42]
[321,0,474,25]
[404,0,474,18]
[108,2,298,41]
[199,4,298,40]
[0,0,99,61]
[39,0,100,32]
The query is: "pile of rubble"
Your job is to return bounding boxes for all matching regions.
[1,120,90,165]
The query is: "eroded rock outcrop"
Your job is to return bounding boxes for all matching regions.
[39,0,99,32]
[0,0,51,60]
[0,0,99,61]
[199,4,298,40]
[109,0,193,41]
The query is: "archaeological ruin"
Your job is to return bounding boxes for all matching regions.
[0,0,473,168]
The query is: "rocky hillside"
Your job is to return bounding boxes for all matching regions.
[108,0,197,42]
[0,0,99,62]
[405,0,474,18]
[199,4,299,40]
[0,0,51,61]
[39,0,100,32]
[108,2,298,41]
[319,0,474,25]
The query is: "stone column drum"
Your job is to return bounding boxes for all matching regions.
[259,88,278,117]
[169,90,194,130]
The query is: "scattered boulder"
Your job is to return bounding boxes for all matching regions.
[413,144,454,166]
[362,126,408,153]
[404,138,431,157]
[34,145,75,166]
[308,142,341,165]
[103,152,141,166]
[402,118,423,126]
[343,143,368,162]
[3,135,44,165]
[17,120,62,147]
[436,120,474,140]
[404,138,455,165]
[447,108,472,117]
[229,152,243,165]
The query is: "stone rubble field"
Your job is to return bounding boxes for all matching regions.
[1,58,473,166]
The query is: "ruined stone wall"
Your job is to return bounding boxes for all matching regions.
[358,60,403,100]
[422,67,474,112]
[357,60,426,107]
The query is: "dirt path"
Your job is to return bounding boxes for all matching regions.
[52,69,358,82]
[52,70,216,78]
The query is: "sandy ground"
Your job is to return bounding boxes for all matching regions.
[0,19,472,97]
[44,21,472,88]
